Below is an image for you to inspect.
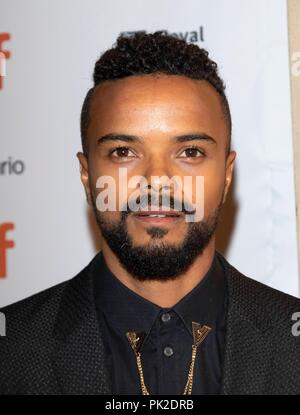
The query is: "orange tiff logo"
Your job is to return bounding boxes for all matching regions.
[0,223,15,278]
[0,33,11,90]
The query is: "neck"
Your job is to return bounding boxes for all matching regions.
[101,238,216,308]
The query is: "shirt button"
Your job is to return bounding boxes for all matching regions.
[163,346,174,357]
[161,312,171,323]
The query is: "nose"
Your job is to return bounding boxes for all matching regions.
[143,156,173,192]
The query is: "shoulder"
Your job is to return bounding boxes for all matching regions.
[217,252,300,328]
[0,258,94,338]
[0,262,92,394]
[217,253,300,394]
[0,276,70,366]
[0,278,69,335]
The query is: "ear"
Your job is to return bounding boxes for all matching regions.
[222,151,236,204]
[77,152,92,205]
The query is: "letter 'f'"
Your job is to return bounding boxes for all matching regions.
[0,33,11,90]
[0,223,15,278]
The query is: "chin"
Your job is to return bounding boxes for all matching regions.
[134,235,183,247]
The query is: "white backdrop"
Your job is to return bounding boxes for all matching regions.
[0,0,298,307]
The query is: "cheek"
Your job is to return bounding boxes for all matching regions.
[100,211,123,225]
[202,171,225,214]
[184,160,225,217]
[88,158,139,209]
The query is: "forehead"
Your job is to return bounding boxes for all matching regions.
[88,74,227,140]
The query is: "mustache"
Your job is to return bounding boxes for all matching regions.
[120,192,196,216]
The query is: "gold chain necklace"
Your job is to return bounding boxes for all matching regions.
[126,322,211,395]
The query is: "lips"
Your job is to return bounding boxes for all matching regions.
[132,210,183,224]
[133,210,182,217]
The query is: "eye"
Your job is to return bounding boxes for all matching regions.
[178,146,205,158]
[109,146,136,159]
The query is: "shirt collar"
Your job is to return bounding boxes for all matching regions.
[93,250,226,339]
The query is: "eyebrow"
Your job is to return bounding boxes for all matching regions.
[97,134,143,145]
[171,133,216,145]
[97,133,217,146]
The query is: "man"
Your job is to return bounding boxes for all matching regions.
[1,31,300,395]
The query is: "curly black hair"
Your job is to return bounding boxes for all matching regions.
[81,31,231,156]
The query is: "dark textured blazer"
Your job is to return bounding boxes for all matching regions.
[1,252,300,395]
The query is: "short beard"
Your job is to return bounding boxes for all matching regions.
[92,199,222,282]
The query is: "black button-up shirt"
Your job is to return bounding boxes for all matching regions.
[93,251,227,395]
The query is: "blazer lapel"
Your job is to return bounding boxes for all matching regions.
[220,259,274,395]
[51,264,112,395]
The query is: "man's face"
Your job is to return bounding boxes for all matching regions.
[78,74,235,280]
